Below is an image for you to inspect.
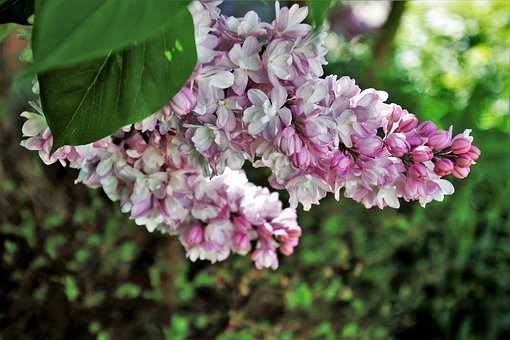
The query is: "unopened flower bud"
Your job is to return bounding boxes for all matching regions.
[405,131,425,147]
[279,243,295,256]
[185,224,204,246]
[170,87,196,116]
[233,233,251,254]
[466,145,481,161]
[385,133,410,157]
[411,145,433,162]
[397,114,418,132]
[417,121,437,137]
[452,166,470,179]
[428,130,451,150]
[409,163,428,180]
[450,135,472,154]
[434,158,454,176]
[455,154,472,167]
[390,105,405,122]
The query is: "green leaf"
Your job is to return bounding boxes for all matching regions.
[285,283,313,311]
[164,315,189,340]
[31,0,191,74]
[115,283,141,299]
[37,9,197,148]
[307,0,337,29]
[341,323,358,337]
[0,23,13,42]
[64,276,79,301]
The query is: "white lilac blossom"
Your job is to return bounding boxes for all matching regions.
[243,87,292,137]
[228,36,263,95]
[21,1,480,268]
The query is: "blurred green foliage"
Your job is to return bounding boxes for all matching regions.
[325,1,509,133]
[1,1,509,339]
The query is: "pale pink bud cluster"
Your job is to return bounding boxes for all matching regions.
[20,0,480,268]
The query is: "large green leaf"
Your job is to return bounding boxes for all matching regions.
[307,0,338,29]
[37,9,197,148]
[31,0,190,74]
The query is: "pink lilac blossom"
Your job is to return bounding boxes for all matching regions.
[20,102,300,269]
[180,0,479,210]
[21,1,480,268]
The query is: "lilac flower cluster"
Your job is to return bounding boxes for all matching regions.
[20,1,479,268]
[170,0,479,210]
[20,99,301,269]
